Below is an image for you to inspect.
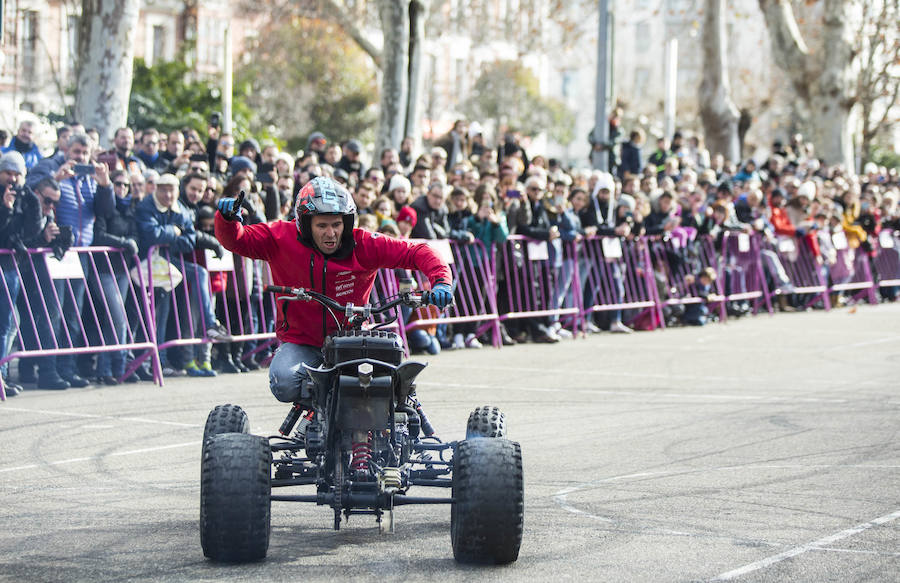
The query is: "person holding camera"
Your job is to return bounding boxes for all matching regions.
[0,151,42,395]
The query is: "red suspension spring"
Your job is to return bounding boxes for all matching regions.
[350,436,372,473]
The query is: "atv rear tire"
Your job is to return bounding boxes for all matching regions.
[451,438,524,564]
[200,433,271,562]
[202,404,249,458]
[465,406,506,439]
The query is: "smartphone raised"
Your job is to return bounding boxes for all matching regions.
[73,164,96,176]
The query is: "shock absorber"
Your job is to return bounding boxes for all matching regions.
[279,403,304,436]
[414,400,435,437]
[350,432,373,475]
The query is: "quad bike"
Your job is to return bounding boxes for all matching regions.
[200,283,524,564]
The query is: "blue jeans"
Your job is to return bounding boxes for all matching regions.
[0,258,21,378]
[94,270,130,377]
[269,342,323,403]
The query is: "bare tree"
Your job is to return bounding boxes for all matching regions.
[856,0,900,165]
[75,0,140,147]
[758,0,855,168]
[699,0,740,163]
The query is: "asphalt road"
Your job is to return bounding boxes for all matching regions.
[1,304,899,582]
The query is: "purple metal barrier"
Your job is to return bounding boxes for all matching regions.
[872,230,900,290]
[145,246,278,370]
[580,235,663,330]
[764,236,831,310]
[397,239,502,348]
[830,244,877,304]
[646,235,725,323]
[720,232,773,315]
[496,235,582,336]
[0,247,162,400]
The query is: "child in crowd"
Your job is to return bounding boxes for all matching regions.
[682,267,718,326]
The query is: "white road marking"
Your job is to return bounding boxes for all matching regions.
[711,509,900,580]
[418,382,847,403]
[827,335,900,350]
[0,440,201,474]
[0,406,199,428]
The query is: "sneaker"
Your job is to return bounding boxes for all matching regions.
[609,321,633,334]
[451,333,466,350]
[185,361,205,377]
[162,366,185,377]
[197,361,218,377]
[205,323,233,342]
[585,322,602,334]
[464,333,483,349]
[556,327,574,339]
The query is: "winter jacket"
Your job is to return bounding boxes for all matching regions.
[2,137,42,169]
[55,176,115,247]
[93,195,140,274]
[0,184,42,263]
[410,196,451,240]
[215,215,452,347]
[135,194,197,259]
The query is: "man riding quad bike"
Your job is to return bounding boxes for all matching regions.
[204,176,524,563]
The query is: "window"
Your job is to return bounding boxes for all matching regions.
[67,15,79,82]
[22,10,38,80]
[152,25,166,65]
[635,21,650,53]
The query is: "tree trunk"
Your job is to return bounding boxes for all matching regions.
[75,0,140,148]
[376,0,410,153]
[698,0,740,163]
[758,0,855,168]
[405,0,427,155]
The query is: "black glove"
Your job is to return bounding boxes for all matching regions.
[214,242,225,259]
[122,239,139,258]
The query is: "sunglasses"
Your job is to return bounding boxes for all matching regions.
[40,196,59,208]
[113,182,130,188]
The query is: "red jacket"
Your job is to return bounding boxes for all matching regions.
[215,215,451,347]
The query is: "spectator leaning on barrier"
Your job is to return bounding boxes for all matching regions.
[91,169,142,385]
[2,120,42,170]
[0,151,41,396]
[136,173,230,376]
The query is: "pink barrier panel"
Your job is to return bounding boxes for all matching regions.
[0,247,162,400]
[496,235,583,336]
[830,245,877,304]
[646,235,725,323]
[395,239,502,348]
[871,230,900,290]
[581,235,663,329]
[145,245,278,369]
[764,236,831,310]
[719,232,773,315]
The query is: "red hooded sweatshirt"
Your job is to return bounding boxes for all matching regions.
[215,214,451,347]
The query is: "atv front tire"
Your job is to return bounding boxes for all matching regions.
[451,438,524,564]
[202,404,249,458]
[465,405,507,438]
[200,433,271,562]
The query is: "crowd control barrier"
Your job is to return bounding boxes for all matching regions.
[764,236,831,310]
[145,245,278,367]
[0,247,162,400]
[647,235,725,323]
[719,232,773,315]
[393,239,502,347]
[872,230,900,294]
[496,235,583,336]
[582,235,663,330]
[830,244,878,305]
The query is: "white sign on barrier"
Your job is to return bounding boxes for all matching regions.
[601,237,623,260]
[46,250,85,280]
[738,233,751,253]
[205,249,235,271]
[879,231,895,249]
[426,239,454,264]
[832,231,849,250]
[526,241,549,261]
[777,237,796,254]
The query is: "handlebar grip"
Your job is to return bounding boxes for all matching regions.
[265,285,293,294]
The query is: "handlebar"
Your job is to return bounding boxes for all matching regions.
[264,285,432,319]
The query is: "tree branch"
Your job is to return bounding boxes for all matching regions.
[318,0,383,68]
[757,0,810,85]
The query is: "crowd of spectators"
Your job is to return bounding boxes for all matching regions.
[1,115,898,396]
